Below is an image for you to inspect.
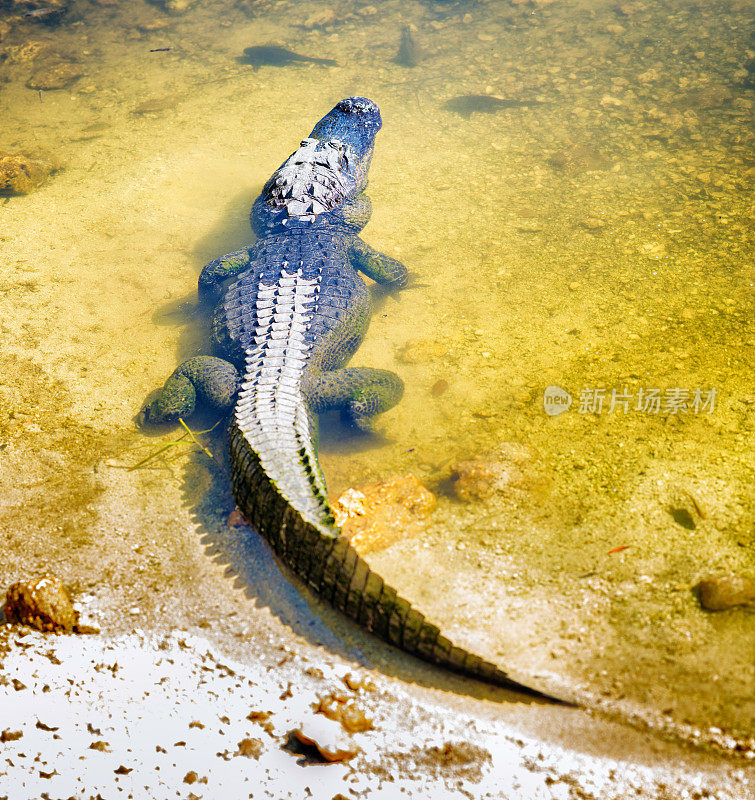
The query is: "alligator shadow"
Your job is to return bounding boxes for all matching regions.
[143,190,559,707]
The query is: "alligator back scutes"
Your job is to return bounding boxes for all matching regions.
[234,266,330,527]
[263,138,353,221]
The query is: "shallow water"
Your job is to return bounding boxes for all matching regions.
[1,0,753,744]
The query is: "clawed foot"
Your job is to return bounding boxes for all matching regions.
[374,271,427,300]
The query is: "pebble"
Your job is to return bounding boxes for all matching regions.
[0,152,58,195]
[449,443,537,503]
[303,8,336,29]
[697,574,755,611]
[4,575,78,632]
[236,737,263,758]
[316,693,373,733]
[227,509,247,527]
[155,0,197,15]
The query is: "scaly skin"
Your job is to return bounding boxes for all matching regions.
[144,98,555,700]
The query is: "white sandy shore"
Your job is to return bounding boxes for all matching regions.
[0,626,751,800]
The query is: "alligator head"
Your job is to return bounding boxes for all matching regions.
[254,97,382,228]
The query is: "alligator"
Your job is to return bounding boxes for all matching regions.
[143,97,552,700]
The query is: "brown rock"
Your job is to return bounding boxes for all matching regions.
[27,60,84,90]
[0,730,23,742]
[0,152,58,196]
[303,8,336,29]
[89,741,110,751]
[236,737,263,758]
[227,508,247,527]
[4,574,78,632]
[316,693,373,733]
[183,771,198,783]
[449,442,538,503]
[333,474,436,554]
[697,574,755,611]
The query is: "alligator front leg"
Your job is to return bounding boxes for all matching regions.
[348,237,408,290]
[198,247,255,305]
[142,356,240,424]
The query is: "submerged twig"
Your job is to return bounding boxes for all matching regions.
[178,416,214,459]
[108,419,220,472]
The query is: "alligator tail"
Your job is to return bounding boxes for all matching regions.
[229,406,552,699]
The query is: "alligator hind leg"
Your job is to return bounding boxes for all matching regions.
[143,356,240,424]
[303,367,404,433]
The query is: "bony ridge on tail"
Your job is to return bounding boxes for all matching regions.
[143,97,561,703]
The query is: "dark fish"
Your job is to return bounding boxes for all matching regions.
[239,46,338,69]
[394,26,421,67]
[443,94,543,118]
[22,6,67,24]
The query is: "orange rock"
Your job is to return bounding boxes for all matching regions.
[332,473,436,554]
[0,152,58,196]
[449,443,539,503]
[4,574,78,632]
[316,693,374,733]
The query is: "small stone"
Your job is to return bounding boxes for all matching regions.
[697,574,755,611]
[114,765,132,774]
[303,8,336,29]
[292,715,359,762]
[4,574,78,632]
[227,508,246,527]
[0,730,23,742]
[160,0,197,15]
[27,60,84,90]
[342,672,376,693]
[89,741,110,751]
[449,443,539,503]
[0,153,58,196]
[568,281,580,290]
[600,94,624,108]
[580,217,605,231]
[236,737,263,758]
[316,693,374,733]
[183,771,198,783]
[638,68,660,83]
